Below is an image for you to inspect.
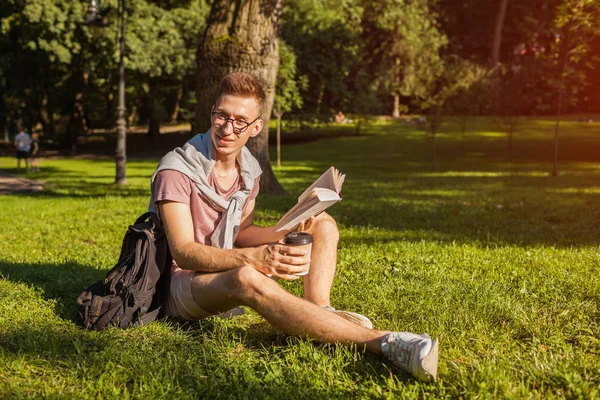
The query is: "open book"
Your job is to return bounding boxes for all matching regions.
[275,166,345,231]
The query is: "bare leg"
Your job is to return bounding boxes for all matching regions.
[302,212,338,306]
[190,267,388,353]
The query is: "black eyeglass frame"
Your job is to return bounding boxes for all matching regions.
[211,111,261,134]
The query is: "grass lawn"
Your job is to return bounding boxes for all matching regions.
[0,117,599,399]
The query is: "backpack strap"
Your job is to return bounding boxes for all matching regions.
[134,212,154,225]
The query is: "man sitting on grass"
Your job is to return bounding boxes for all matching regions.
[150,72,439,382]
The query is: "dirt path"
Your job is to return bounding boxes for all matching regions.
[0,170,44,194]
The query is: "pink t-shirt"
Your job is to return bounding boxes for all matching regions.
[152,169,260,246]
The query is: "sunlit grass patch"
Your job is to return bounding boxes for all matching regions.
[1,117,599,398]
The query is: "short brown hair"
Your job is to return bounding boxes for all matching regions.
[217,72,266,108]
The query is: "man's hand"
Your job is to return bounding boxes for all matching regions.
[296,216,315,232]
[249,243,310,280]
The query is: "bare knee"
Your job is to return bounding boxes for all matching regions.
[310,212,339,243]
[227,266,273,301]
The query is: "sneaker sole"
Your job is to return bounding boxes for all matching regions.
[421,338,439,382]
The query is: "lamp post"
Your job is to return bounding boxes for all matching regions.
[85,0,127,185]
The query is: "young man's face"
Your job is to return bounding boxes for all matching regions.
[210,94,263,158]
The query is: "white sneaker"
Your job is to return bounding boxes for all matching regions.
[322,306,373,329]
[381,332,439,382]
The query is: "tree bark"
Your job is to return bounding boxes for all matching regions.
[66,69,87,148]
[170,80,183,123]
[315,82,324,116]
[115,16,127,185]
[431,131,437,172]
[148,115,160,137]
[553,48,569,177]
[392,56,401,118]
[491,0,509,66]
[147,86,161,138]
[392,94,400,118]
[276,112,282,167]
[195,0,285,195]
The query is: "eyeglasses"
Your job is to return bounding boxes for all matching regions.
[211,111,261,134]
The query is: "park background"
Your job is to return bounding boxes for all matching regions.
[1,0,600,398]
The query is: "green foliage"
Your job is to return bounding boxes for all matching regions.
[1,118,600,397]
[447,64,495,117]
[1,0,600,148]
[281,0,363,114]
[125,0,207,78]
[359,0,447,114]
[375,0,447,99]
[0,0,209,141]
[273,41,307,117]
[549,0,600,105]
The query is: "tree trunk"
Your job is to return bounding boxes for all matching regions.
[42,67,57,139]
[148,115,160,137]
[392,56,401,118]
[170,80,183,123]
[65,69,87,148]
[392,94,400,118]
[195,0,285,194]
[127,105,137,127]
[491,0,509,66]
[276,112,282,167]
[0,84,7,142]
[431,131,437,172]
[553,49,569,177]
[115,17,127,186]
[147,89,161,138]
[315,82,325,116]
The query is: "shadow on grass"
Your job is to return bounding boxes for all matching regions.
[0,260,417,397]
[2,166,151,198]
[263,163,600,247]
[0,260,105,322]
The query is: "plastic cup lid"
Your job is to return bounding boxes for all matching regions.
[283,231,313,245]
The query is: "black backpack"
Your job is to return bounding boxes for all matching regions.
[77,212,172,330]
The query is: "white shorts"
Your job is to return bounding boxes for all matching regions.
[164,267,214,320]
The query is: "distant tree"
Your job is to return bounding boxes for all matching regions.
[125,0,208,136]
[491,0,509,65]
[0,0,207,150]
[419,58,477,171]
[195,0,285,194]
[447,65,494,152]
[493,65,539,162]
[273,41,307,167]
[547,0,600,176]
[0,0,90,142]
[281,0,362,116]
[361,0,447,118]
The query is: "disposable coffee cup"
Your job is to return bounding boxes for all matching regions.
[283,231,313,276]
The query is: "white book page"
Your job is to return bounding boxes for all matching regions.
[275,189,341,231]
[276,167,345,231]
[298,166,340,204]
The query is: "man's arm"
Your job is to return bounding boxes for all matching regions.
[235,199,286,247]
[159,200,309,279]
[235,199,315,248]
